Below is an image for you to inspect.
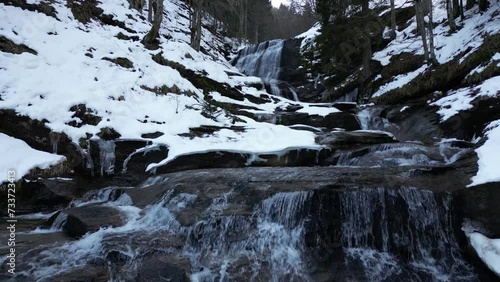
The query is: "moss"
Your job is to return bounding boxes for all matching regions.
[102,57,134,69]
[152,52,245,101]
[67,0,136,33]
[68,104,102,127]
[115,32,139,41]
[381,52,425,79]
[1,0,57,18]
[97,127,121,140]
[67,0,102,24]
[140,84,193,96]
[27,161,72,179]
[464,60,500,86]
[0,36,37,55]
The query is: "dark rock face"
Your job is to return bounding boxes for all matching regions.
[154,148,334,174]
[0,35,37,55]
[279,38,304,83]
[57,205,126,238]
[272,112,360,130]
[136,256,190,282]
[0,180,71,216]
[316,130,396,146]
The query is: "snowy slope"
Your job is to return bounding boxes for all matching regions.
[0,0,342,179]
[373,0,500,97]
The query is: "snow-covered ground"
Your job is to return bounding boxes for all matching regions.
[373,0,500,96]
[463,228,500,278]
[0,133,65,182]
[0,0,327,179]
[470,120,500,186]
[432,76,500,121]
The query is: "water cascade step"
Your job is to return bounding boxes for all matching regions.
[234,40,285,97]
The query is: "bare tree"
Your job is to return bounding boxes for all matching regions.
[389,0,397,39]
[361,0,372,78]
[142,0,163,47]
[446,0,457,32]
[415,0,430,61]
[148,0,153,22]
[427,0,437,64]
[189,0,203,51]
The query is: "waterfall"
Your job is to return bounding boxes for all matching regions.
[234,40,284,97]
[340,187,477,282]
[17,185,478,282]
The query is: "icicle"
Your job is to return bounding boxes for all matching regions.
[98,140,116,176]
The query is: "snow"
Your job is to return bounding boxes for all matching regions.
[470,120,500,186]
[296,105,340,116]
[463,231,500,278]
[0,133,65,182]
[0,0,326,177]
[432,76,500,121]
[373,65,428,97]
[373,0,500,66]
[296,22,321,50]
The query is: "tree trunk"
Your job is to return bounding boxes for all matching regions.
[148,0,153,22]
[390,0,397,39]
[478,0,489,11]
[453,0,460,17]
[415,0,429,61]
[427,0,437,64]
[447,0,457,32]
[190,0,203,51]
[142,0,163,47]
[361,0,372,78]
[466,0,475,10]
[459,0,464,19]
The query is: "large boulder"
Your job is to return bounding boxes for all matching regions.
[54,205,126,238]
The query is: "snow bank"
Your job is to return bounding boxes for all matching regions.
[470,120,500,186]
[0,133,65,182]
[464,231,500,278]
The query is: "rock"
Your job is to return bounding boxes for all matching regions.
[316,130,396,146]
[121,143,169,176]
[68,104,102,127]
[454,182,500,237]
[46,265,109,282]
[0,35,37,55]
[0,110,80,161]
[277,112,360,130]
[141,131,164,139]
[453,182,500,281]
[58,205,126,238]
[0,179,71,216]
[136,255,190,282]
[154,148,335,175]
[97,127,121,140]
[102,57,134,69]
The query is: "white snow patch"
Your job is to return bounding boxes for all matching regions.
[464,231,500,278]
[470,120,500,186]
[373,65,428,97]
[0,133,66,182]
[432,76,500,121]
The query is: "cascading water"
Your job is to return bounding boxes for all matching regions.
[234,40,284,97]
[340,187,477,282]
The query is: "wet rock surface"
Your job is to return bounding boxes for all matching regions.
[7,165,499,281]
